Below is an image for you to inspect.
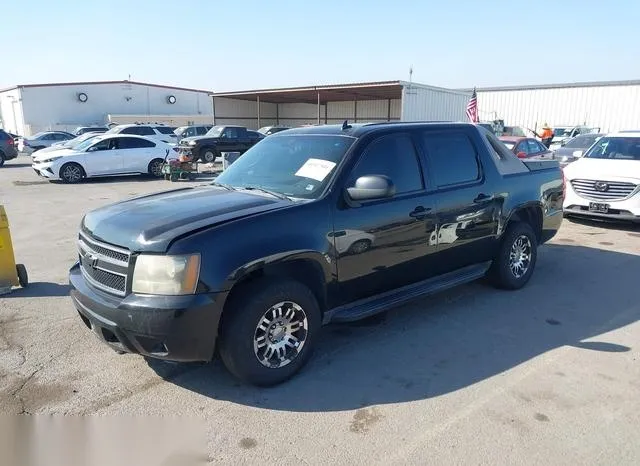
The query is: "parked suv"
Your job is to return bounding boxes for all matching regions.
[0,129,19,166]
[70,122,564,386]
[106,124,178,144]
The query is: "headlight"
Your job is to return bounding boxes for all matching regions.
[42,156,63,163]
[188,140,197,146]
[132,254,201,295]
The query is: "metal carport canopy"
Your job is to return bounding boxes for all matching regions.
[210,81,404,126]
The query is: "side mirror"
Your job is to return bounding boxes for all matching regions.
[572,150,584,157]
[347,175,395,201]
[516,151,527,159]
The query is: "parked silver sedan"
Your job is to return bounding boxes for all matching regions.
[552,133,604,167]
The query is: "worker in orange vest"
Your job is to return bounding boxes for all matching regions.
[540,123,554,148]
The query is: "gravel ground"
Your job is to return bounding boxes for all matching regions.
[1,156,639,465]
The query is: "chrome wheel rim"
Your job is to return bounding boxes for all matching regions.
[203,151,215,162]
[151,161,163,177]
[63,165,82,182]
[509,235,532,278]
[253,301,308,369]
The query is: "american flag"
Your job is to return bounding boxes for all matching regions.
[466,88,478,123]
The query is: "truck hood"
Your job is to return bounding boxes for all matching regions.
[564,158,640,182]
[180,136,220,145]
[82,186,290,252]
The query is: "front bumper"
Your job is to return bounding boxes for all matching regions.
[69,262,225,362]
[32,162,57,179]
[563,185,640,222]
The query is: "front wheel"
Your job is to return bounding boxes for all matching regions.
[488,222,538,290]
[201,148,216,163]
[219,278,321,386]
[59,162,85,184]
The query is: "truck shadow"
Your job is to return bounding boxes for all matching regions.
[3,282,71,298]
[147,243,639,412]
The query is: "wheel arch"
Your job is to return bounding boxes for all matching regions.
[504,202,544,244]
[218,252,331,332]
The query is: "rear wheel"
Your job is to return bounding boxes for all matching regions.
[59,162,85,184]
[148,159,164,178]
[16,264,28,288]
[219,278,321,386]
[488,222,538,290]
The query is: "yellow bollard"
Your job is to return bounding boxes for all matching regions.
[0,205,28,294]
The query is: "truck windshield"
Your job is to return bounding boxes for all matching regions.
[214,134,356,199]
[584,137,640,161]
[205,126,224,137]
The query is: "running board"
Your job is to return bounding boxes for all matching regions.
[325,262,491,324]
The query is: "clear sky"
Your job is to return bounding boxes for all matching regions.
[2,0,638,92]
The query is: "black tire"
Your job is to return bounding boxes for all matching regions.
[348,239,372,255]
[148,159,164,178]
[219,278,321,386]
[488,222,538,290]
[0,152,5,167]
[16,264,28,288]
[59,162,85,184]
[200,147,217,163]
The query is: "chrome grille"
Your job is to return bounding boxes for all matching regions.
[570,179,638,201]
[78,232,130,296]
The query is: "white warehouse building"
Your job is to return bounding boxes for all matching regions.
[211,81,472,129]
[472,79,640,133]
[0,80,214,136]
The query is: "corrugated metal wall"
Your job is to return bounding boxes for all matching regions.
[476,83,640,133]
[212,97,401,129]
[401,85,470,121]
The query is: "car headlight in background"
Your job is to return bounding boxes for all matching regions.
[132,254,201,295]
[188,140,197,146]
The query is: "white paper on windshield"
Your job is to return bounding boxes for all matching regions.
[295,158,336,182]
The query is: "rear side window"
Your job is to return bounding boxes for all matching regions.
[119,137,156,149]
[422,131,480,187]
[155,126,175,135]
[196,127,208,136]
[349,133,423,195]
[122,126,155,136]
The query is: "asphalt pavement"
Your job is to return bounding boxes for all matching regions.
[1,157,639,465]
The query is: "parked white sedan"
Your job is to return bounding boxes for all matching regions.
[32,134,177,183]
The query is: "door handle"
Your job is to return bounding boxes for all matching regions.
[474,193,494,203]
[409,206,431,220]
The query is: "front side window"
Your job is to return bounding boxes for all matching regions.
[422,131,480,187]
[584,137,640,161]
[348,133,423,195]
[223,127,239,139]
[215,135,355,199]
[87,138,117,152]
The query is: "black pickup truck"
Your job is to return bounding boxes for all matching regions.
[69,122,564,386]
[177,125,264,163]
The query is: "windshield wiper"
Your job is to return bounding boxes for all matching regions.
[241,186,291,201]
[211,182,236,191]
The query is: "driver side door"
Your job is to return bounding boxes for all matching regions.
[332,132,439,305]
[83,137,124,176]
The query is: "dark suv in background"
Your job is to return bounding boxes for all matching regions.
[0,129,18,166]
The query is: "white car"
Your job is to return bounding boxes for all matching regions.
[32,134,177,183]
[19,131,75,154]
[34,132,102,156]
[105,124,178,145]
[563,131,640,223]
